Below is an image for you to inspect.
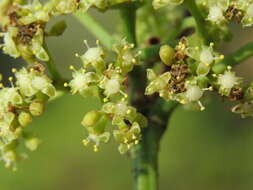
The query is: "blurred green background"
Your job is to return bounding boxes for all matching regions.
[1,9,253,190]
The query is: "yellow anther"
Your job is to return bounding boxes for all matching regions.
[64,82,68,87]
[195,46,199,50]
[0,83,3,88]
[75,53,80,57]
[96,40,100,45]
[227,66,232,70]
[30,68,35,72]
[210,42,214,47]
[219,55,225,59]
[134,140,139,145]
[69,65,75,70]
[212,74,217,77]
[200,106,205,111]
[103,98,109,102]
[127,109,131,114]
[11,68,17,73]
[93,145,99,152]
[132,58,136,63]
[8,77,13,81]
[132,135,137,140]
[124,138,128,143]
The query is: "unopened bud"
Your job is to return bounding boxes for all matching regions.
[18,112,32,127]
[25,137,40,151]
[29,101,44,116]
[159,45,175,66]
[81,110,100,127]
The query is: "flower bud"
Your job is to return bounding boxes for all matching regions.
[25,137,40,151]
[212,63,226,74]
[159,45,175,66]
[82,110,100,127]
[18,112,32,127]
[29,101,44,116]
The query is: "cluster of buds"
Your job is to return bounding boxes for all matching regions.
[0,64,56,169]
[145,37,253,118]
[204,0,253,27]
[146,38,247,113]
[0,0,133,62]
[66,39,147,154]
[152,0,253,27]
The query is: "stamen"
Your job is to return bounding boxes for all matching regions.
[83,40,89,49]
[198,101,205,111]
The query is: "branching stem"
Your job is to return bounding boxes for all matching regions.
[73,11,115,49]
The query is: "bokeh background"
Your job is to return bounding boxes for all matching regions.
[1,9,253,190]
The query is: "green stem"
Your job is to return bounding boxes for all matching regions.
[183,0,211,44]
[221,41,253,66]
[212,41,253,73]
[132,101,178,190]
[73,11,115,49]
[43,41,63,83]
[119,4,137,44]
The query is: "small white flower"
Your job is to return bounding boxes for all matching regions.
[69,70,98,94]
[185,85,203,102]
[207,5,225,24]
[104,78,121,96]
[217,71,242,96]
[200,47,214,65]
[81,47,104,67]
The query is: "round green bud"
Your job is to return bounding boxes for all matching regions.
[159,45,175,66]
[212,63,226,74]
[29,101,44,116]
[25,137,40,151]
[81,110,100,127]
[18,112,32,127]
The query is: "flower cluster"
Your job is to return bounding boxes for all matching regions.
[0,64,55,170]
[66,40,147,154]
[145,38,249,114]
[0,0,134,62]
[152,0,253,27]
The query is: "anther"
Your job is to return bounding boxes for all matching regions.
[64,82,68,87]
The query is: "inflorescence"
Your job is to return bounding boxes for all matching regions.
[1,0,253,170]
[66,39,147,154]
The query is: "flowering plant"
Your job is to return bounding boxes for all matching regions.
[1,0,253,189]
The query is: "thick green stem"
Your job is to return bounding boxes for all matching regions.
[119,4,137,45]
[132,101,178,190]
[132,125,162,190]
[73,11,115,49]
[183,0,211,44]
